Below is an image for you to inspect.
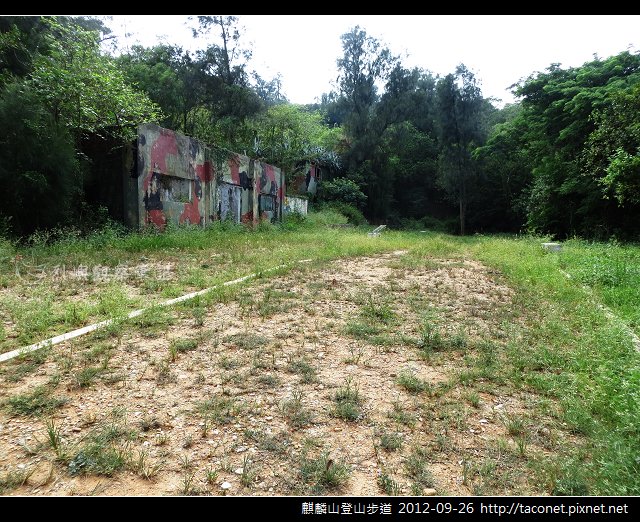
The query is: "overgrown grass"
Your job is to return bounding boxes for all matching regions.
[6,386,66,416]
[472,235,640,495]
[396,370,431,394]
[332,378,363,421]
[196,395,240,425]
[286,351,317,383]
[559,239,640,333]
[1,217,639,495]
[67,419,137,476]
[299,451,350,494]
[378,471,402,495]
[378,430,403,452]
[0,211,411,355]
[404,446,436,490]
[281,389,313,427]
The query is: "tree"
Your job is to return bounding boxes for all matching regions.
[472,104,532,232]
[191,16,251,87]
[185,16,264,148]
[0,16,161,237]
[584,83,640,207]
[0,16,51,84]
[512,51,640,238]
[318,178,367,209]
[252,72,288,106]
[0,82,79,235]
[335,26,397,173]
[435,65,487,235]
[117,44,196,132]
[29,17,161,141]
[243,104,342,180]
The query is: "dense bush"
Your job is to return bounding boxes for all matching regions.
[323,202,368,226]
[318,178,367,209]
[0,83,80,236]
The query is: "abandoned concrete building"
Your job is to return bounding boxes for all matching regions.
[85,123,314,230]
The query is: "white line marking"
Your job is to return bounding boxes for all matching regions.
[0,262,298,364]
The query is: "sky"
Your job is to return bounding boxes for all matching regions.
[105,15,640,107]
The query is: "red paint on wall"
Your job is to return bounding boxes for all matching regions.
[196,161,213,183]
[179,193,201,224]
[143,130,179,192]
[146,209,166,228]
[229,156,240,185]
[151,129,179,171]
[178,161,212,225]
[265,164,276,183]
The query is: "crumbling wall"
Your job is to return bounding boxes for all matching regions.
[136,124,213,229]
[132,124,284,229]
[291,162,320,196]
[283,195,308,215]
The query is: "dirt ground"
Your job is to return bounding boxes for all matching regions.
[0,251,562,496]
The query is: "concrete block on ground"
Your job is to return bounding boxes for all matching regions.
[542,242,562,252]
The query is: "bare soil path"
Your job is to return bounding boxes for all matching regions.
[0,251,567,496]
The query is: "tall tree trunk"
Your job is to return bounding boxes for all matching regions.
[218,17,232,86]
[459,173,467,235]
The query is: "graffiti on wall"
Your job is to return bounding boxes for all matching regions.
[283,195,308,215]
[138,125,212,229]
[291,162,320,196]
[218,153,285,224]
[224,154,254,223]
[135,124,284,229]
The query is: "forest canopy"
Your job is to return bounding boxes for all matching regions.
[1,15,639,239]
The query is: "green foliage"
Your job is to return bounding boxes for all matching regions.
[305,208,349,227]
[0,82,80,235]
[472,104,532,232]
[116,44,190,131]
[601,149,640,205]
[323,202,368,226]
[0,16,160,237]
[513,52,640,238]
[29,17,161,141]
[584,83,640,209]
[318,178,367,209]
[119,16,262,148]
[4,16,640,240]
[381,118,441,226]
[244,104,343,176]
[435,65,489,235]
